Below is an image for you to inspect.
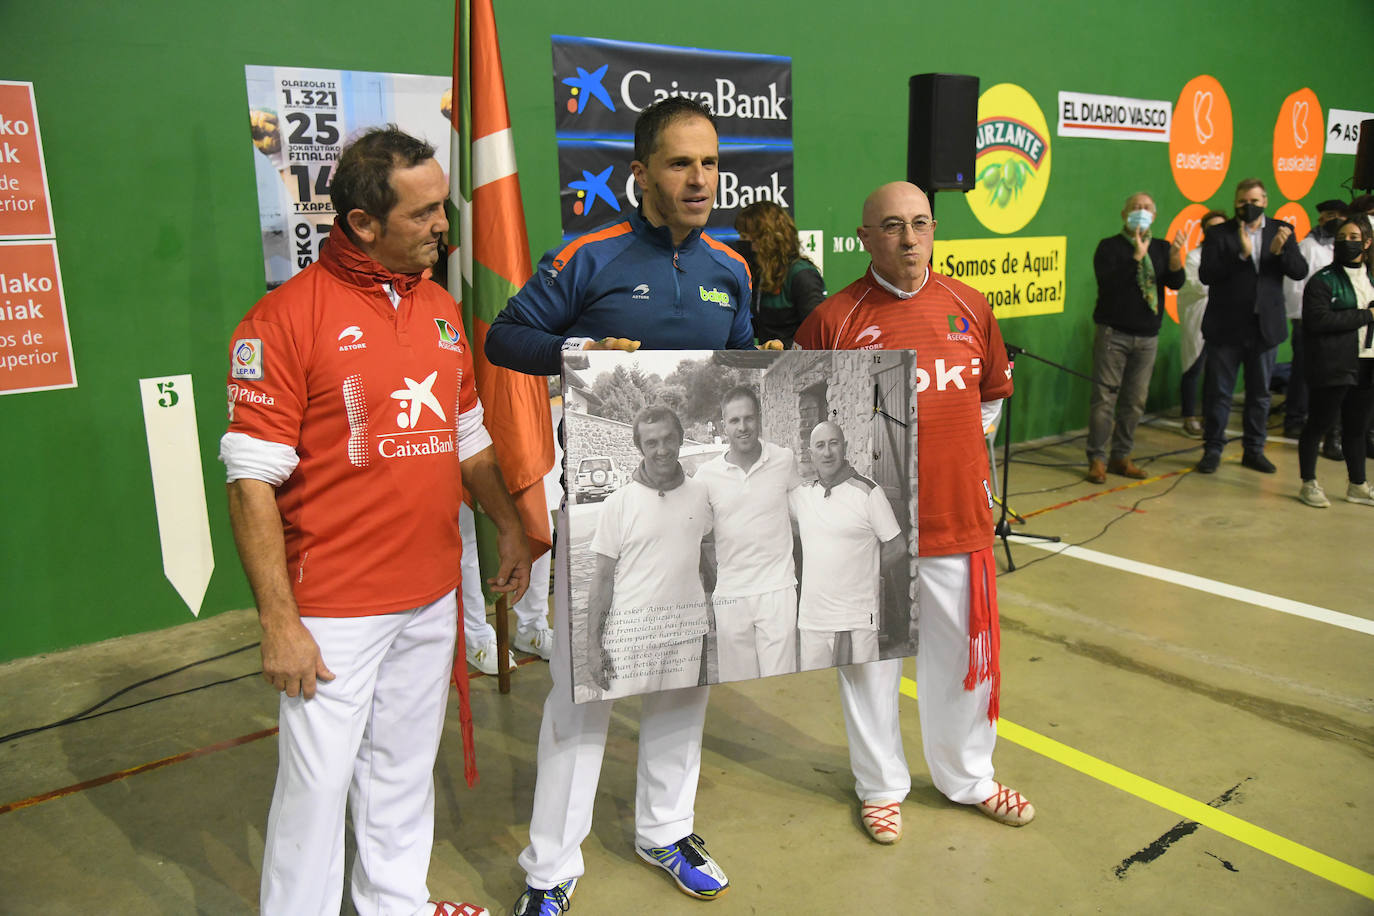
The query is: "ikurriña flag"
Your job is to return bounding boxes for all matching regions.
[447,0,555,787]
[449,0,555,561]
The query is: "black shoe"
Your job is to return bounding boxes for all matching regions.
[1241,452,1277,473]
[1322,433,1344,461]
[1282,422,1305,439]
[1196,452,1221,474]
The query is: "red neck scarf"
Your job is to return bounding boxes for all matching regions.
[319,220,427,298]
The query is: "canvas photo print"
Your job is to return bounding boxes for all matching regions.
[561,349,920,703]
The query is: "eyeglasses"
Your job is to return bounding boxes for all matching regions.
[864,218,935,237]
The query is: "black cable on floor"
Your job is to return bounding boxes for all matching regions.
[0,642,261,745]
[999,469,1190,576]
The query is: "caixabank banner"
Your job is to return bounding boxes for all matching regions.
[551,35,793,240]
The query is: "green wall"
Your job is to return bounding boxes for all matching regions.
[1,0,1368,661]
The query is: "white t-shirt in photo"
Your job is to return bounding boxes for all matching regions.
[695,441,802,598]
[790,474,901,632]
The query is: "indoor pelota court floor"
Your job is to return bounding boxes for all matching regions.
[2,416,1371,915]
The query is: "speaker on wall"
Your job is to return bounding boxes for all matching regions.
[907,73,979,192]
[1354,119,1374,191]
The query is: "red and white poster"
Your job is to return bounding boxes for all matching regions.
[0,239,76,394]
[0,81,55,240]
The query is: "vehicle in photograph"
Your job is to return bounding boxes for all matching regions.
[678,442,727,477]
[570,456,626,504]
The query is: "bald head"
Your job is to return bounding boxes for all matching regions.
[857,181,936,293]
[809,420,847,481]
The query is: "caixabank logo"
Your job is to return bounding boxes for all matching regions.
[968,84,1052,235]
[551,35,793,141]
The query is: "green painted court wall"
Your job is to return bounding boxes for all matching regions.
[1,0,1368,660]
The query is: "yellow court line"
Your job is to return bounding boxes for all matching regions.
[898,677,1374,900]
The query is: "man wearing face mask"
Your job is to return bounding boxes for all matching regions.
[1084,192,1185,483]
[1281,199,1347,441]
[1196,178,1308,474]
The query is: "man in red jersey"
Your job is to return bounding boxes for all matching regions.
[221,127,529,916]
[793,181,1034,844]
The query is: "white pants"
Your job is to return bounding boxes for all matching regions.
[838,553,997,805]
[713,586,797,681]
[518,511,708,889]
[459,502,552,645]
[261,593,457,916]
[799,627,879,671]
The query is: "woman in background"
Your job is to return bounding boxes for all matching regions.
[735,201,826,348]
[1297,216,1374,508]
[1175,210,1228,437]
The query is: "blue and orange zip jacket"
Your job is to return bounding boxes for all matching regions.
[486,207,754,375]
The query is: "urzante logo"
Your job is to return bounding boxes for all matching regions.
[699,286,731,307]
[435,318,464,353]
[632,283,651,300]
[569,166,619,217]
[231,338,263,379]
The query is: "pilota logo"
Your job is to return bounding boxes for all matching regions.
[561,63,616,115]
[1169,75,1232,203]
[968,84,1052,235]
[1273,88,1323,201]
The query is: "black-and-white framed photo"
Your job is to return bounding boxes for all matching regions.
[562,349,919,703]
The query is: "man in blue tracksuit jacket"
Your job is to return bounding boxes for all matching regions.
[486,193,754,371]
[489,97,755,916]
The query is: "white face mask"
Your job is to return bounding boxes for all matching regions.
[1125,209,1154,232]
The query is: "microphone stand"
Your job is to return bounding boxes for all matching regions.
[993,342,1107,570]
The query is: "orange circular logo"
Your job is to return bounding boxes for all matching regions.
[1272,201,1311,240]
[1272,88,1323,201]
[1169,75,1233,202]
[1161,203,1211,324]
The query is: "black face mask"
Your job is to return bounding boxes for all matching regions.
[1334,239,1367,266]
[1313,220,1337,240]
[1236,202,1265,224]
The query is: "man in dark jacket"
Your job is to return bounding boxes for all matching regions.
[1196,178,1308,473]
[1085,191,1185,483]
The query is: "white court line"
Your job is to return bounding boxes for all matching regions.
[1007,536,1374,636]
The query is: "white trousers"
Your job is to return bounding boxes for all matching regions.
[518,511,708,889]
[799,627,879,671]
[837,552,997,805]
[459,502,553,645]
[261,593,457,916]
[713,586,798,681]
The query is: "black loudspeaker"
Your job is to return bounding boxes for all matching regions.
[1354,119,1374,191]
[907,73,979,192]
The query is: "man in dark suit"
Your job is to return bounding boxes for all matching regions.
[1196,178,1308,473]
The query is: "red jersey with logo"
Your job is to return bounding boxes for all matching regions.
[794,268,1013,557]
[226,226,478,617]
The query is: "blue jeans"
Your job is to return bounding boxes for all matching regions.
[1201,338,1276,456]
[1086,325,1157,463]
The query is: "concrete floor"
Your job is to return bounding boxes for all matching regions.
[1,417,1371,915]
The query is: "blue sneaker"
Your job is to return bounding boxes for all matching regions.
[635,833,729,900]
[513,878,576,916]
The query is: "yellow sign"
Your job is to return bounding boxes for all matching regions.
[968,83,1052,235]
[933,237,1066,319]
